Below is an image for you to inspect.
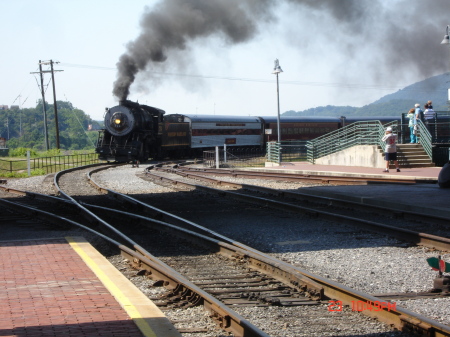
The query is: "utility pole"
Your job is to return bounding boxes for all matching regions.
[5,118,9,140]
[36,60,49,150]
[18,95,22,137]
[30,60,63,150]
[49,60,60,149]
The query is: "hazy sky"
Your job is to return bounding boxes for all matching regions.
[2,0,450,120]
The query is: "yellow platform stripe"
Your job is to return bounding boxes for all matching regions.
[66,236,157,337]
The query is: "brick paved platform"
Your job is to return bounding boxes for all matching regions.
[0,237,181,337]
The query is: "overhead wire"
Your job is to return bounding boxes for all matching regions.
[59,62,445,93]
[63,94,96,147]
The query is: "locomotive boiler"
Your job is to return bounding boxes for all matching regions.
[95,100,164,162]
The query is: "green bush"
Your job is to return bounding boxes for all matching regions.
[31,169,46,176]
[42,149,61,157]
[9,148,38,157]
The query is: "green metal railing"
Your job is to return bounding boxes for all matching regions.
[416,119,433,160]
[401,111,450,144]
[307,120,398,164]
[266,141,308,163]
[0,153,101,175]
[266,141,281,163]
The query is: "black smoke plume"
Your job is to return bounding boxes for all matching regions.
[113,0,273,101]
[113,0,450,101]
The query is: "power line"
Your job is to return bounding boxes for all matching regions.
[59,62,441,92]
[63,94,96,148]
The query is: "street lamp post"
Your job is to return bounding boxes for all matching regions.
[272,59,283,144]
[441,25,450,108]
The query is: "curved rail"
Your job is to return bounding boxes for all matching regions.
[3,164,450,335]
[175,166,437,184]
[170,166,447,222]
[85,164,450,335]
[52,164,270,337]
[144,167,450,252]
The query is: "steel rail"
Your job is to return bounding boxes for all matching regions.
[0,196,268,337]
[5,184,439,335]
[51,164,270,337]
[5,164,448,335]
[158,166,450,228]
[86,166,325,297]
[61,169,450,336]
[174,166,436,184]
[143,170,450,252]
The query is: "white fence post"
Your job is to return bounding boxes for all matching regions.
[215,146,219,169]
[27,151,31,176]
[224,144,227,163]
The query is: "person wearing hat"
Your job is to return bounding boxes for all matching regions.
[381,126,400,173]
[414,103,424,125]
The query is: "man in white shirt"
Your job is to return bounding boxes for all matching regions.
[381,126,400,173]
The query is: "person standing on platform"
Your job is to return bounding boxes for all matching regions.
[415,103,424,123]
[424,101,436,137]
[407,108,416,143]
[382,126,400,173]
[414,103,423,143]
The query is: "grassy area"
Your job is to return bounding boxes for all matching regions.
[1,169,46,178]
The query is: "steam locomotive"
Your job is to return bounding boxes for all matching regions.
[95,100,400,162]
[96,100,164,162]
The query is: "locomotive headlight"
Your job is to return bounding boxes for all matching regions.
[110,112,128,130]
[105,106,134,136]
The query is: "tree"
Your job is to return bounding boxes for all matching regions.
[1,100,101,151]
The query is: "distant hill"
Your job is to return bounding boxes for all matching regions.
[284,73,450,117]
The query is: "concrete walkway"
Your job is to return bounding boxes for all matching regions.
[263,161,441,180]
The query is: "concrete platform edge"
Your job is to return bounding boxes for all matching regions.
[66,236,182,337]
[249,167,438,181]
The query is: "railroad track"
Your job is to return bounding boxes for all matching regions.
[173,165,445,220]
[0,167,268,336]
[174,166,437,185]
[144,164,450,252]
[1,164,450,336]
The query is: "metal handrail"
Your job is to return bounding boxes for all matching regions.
[416,119,433,160]
[266,141,281,163]
[307,120,398,164]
